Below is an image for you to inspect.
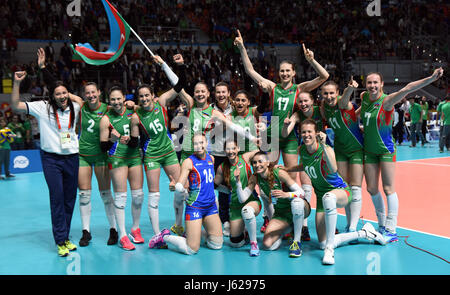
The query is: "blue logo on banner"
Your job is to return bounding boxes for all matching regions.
[9,150,43,173]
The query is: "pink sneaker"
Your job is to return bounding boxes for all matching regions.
[119,236,135,251]
[148,229,170,249]
[129,228,145,244]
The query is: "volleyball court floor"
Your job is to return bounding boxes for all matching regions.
[0,142,449,275]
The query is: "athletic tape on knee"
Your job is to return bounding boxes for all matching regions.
[114,192,127,209]
[100,190,113,204]
[206,235,223,250]
[241,205,255,221]
[79,190,91,206]
[174,190,185,204]
[322,192,337,215]
[148,192,160,209]
[131,189,144,206]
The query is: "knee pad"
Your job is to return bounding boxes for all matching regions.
[186,244,198,255]
[290,198,305,217]
[206,235,223,250]
[173,190,185,205]
[301,184,313,202]
[266,237,282,251]
[131,189,144,207]
[322,192,337,213]
[229,233,245,248]
[114,192,127,209]
[148,192,160,209]
[78,190,91,206]
[100,190,113,205]
[351,186,362,201]
[241,206,255,221]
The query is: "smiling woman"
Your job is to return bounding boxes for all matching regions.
[10,49,82,257]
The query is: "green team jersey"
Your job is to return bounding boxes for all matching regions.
[409,102,422,124]
[182,104,214,154]
[299,143,349,197]
[136,102,175,158]
[421,101,429,119]
[231,106,258,153]
[297,105,325,132]
[323,99,363,153]
[267,84,299,140]
[361,92,395,154]
[7,122,25,144]
[256,167,290,211]
[106,108,140,159]
[79,102,109,156]
[437,101,450,126]
[222,154,254,208]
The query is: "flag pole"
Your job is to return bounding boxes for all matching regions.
[129,26,155,57]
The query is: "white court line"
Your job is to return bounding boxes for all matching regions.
[333,212,450,240]
[397,162,450,167]
[399,156,450,163]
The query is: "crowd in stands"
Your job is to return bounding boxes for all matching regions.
[0,0,448,150]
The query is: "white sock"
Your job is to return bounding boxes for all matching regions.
[164,235,197,255]
[322,192,337,249]
[242,206,257,243]
[291,198,305,242]
[371,192,386,228]
[131,189,144,231]
[79,190,92,232]
[100,190,116,229]
[301,184,312,227]
[173,191,185,227]
[348,186,362,231]
[113,191,128,238]
[385,192,399,233]
[148,192,161,235]
[333,231,361,248]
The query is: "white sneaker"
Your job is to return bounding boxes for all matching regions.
[322,246,335,265]
[223,221,230,237]
[362,223,386,245]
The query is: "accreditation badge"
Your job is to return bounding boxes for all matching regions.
[60,131,74,149]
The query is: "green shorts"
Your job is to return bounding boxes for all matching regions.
[180,150,193,163]
[335,149,364,165]
[79,153,108,167]
[229,196,262,221]
[107,156,142,169]
[144,150,179,171]
[268,136,298,155]
[363,148,397,164]
[272,205,293,225]
[316,186,352,212]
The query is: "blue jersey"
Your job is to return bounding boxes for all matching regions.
[186,153,216,208]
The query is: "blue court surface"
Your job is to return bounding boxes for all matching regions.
[0,142,449,276]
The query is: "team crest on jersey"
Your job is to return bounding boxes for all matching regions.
[237,162,243,169]
[154,108,160,114]
[127,113,133,117]
[207,161,213,166]
[373,103,380,108]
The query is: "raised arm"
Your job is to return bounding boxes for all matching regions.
[383,68,444,111]
[281,112,300,138]
[338,76,359,110]
[11,71,28,113]
[317,131,338,173]
[234,29,276,91]
[152,54,181,108]
[298,44,329,92]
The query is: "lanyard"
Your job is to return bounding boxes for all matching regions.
[54,109,72,130]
